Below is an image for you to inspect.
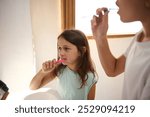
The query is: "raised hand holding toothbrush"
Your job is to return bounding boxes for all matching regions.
[42,59,64,73]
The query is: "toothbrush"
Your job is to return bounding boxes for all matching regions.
[96,8,119,16]
[108,8,119,11]
[104,8,119,13]
[55,59,64,63]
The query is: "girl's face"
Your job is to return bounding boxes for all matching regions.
[116,0,147,22]
[57,37,81,70]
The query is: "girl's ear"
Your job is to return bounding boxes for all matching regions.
[79,47,86,57]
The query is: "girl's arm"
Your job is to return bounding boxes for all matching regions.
[87,83,96,100]
[30,60,58,90]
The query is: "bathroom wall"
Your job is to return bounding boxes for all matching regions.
[0,0,34,92]
[30,0,61,71]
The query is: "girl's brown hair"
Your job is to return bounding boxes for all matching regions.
[54,29,96,88]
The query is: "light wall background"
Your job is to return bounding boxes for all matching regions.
[0,0,132,99]
[0,0,34,92]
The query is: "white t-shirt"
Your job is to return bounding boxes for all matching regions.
[123,30,150,99]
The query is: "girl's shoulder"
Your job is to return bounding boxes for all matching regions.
[86,72,98,84]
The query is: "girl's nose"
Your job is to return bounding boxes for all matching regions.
[58,50,65,57]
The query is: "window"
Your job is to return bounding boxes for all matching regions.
[75,0,142,37]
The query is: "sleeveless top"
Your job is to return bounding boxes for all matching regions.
[56,67,97,100]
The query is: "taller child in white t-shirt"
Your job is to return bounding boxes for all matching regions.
[91,0,150,99]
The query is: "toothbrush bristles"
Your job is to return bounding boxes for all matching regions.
[108,8,119,11]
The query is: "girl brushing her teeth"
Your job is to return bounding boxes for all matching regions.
[30,29,97,100]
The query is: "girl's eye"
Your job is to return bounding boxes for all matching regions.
[58,47,70,52]
[64,47,70,51]
[58,47,61,51]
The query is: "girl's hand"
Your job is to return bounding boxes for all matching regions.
[91,7,109,40]
[42,59,58,73]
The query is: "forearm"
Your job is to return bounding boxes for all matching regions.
[95,36,117,76]
[29,70,50,90]
[30,59,60,90]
